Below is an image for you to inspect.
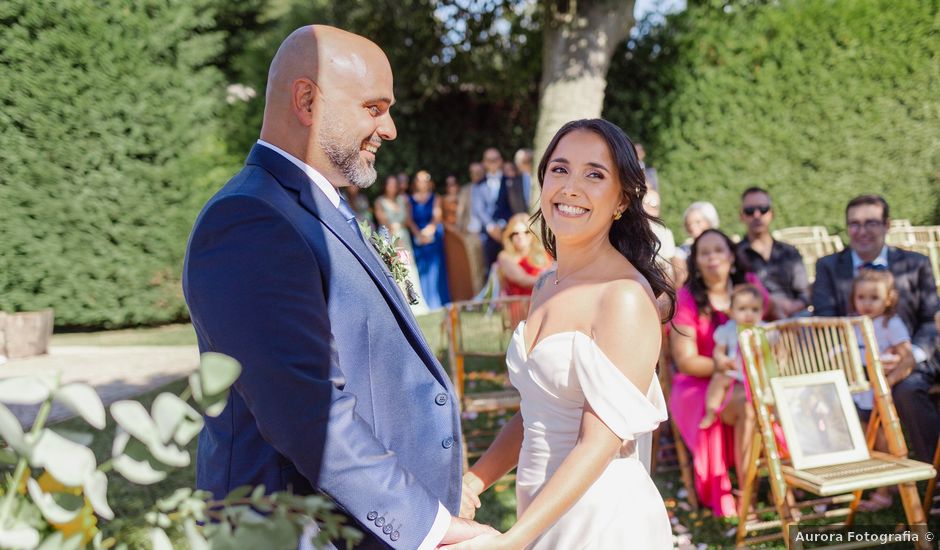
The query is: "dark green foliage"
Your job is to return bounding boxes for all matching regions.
[219,0,542,187]
[605,0,940,235]
[0,0,236,327]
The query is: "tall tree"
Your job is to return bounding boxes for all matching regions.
[532,0,635,203]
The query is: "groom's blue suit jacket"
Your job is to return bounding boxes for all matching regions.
[183,145,462,549]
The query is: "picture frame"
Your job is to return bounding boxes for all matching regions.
[770,371,870,470]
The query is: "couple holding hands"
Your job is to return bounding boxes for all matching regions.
[183,25,673,549]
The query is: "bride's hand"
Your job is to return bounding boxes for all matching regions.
[459,472,484,519]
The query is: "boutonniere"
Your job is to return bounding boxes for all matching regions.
[359,221,420,305]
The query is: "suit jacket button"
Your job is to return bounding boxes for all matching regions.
[391,531,400,541]
[435,393,448,406]
[375,516,385,527]
[442,436,454,449]
[367,511,378,521]
[383,524,393,535]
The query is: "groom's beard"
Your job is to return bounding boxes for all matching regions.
[319,114,377,189]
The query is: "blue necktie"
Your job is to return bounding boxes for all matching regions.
[337,197,364,242]
[861,262,887,271]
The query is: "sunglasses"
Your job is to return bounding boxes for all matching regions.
[742,205,771,216]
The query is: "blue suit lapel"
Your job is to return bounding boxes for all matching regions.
[244,145,451,389]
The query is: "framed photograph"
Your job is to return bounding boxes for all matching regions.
[770,371,869,470]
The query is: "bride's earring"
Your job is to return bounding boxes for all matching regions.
[613,210,622,221]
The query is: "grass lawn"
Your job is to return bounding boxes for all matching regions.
[40,315,940,548]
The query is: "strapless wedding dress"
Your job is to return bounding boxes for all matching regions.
[508,321,673,549]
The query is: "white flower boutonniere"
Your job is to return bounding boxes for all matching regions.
[359,221,420,305]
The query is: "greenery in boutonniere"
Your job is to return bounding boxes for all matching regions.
[359,222,420,305]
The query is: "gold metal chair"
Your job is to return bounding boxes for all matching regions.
[446,297,528,469]
[735,317,936,548]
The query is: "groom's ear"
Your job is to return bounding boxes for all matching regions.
[291,78,318,126]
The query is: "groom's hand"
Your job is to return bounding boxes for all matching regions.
[437,516,498,547]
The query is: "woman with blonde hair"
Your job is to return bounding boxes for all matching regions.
[497,213,551,297]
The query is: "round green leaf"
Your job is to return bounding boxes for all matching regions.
[27,478,82,524]
[112,454,167,485]
[151,393,198,444]
[0,376,53,405]
[150,528,173,550]
[54,384,105,430]
[0,523,41,549]
[0,402,27,454]
[83,470,114,520]
[199,353,241,396]
[30,429,97,487]
[110,400,160,446]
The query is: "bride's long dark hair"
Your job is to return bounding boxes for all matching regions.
[532,119,676,322]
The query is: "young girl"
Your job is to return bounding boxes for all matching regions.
[850,268,912,511]
[700,284,765,428]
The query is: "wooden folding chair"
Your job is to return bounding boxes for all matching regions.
[446,297,529,470]
[772,226,831,243]
[650,328,699,510]
[735,317,936,549]
[925,436,940,517]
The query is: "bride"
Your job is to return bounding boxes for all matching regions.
[447,119,676,549]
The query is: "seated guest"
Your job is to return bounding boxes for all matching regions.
[669,229,771,517]
[674,201,721,286]
[735,187,810,318]
[497,213,550,297]
[813,194,939,463]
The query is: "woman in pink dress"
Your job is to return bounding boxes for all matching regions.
[668,228,770,517]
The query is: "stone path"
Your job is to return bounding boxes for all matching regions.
[0,345,199,428]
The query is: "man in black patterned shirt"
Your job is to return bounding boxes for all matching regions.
[735,187,810,319]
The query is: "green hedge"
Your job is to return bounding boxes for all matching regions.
[0,0,235,328]
[605,0,940,236]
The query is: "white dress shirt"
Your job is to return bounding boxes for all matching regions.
[258,140,451,548]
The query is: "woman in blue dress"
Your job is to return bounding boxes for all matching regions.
[408,171,451,309]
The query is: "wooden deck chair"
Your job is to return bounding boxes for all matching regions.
[446,297,529,470]
[925,436,940,517]
[891,241,940,290]
[734,317,936,548]
[772,226,831,243]
[887,225,940,247]
[650,327,699,510]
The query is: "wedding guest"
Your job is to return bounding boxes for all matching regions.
[409,170,450,309]
[375,174,427,312]
[674,202,721,288]
[469,148,524,272]
[669,228,771,517]
[642,189,678,280]
[634,142,659,192]
[813,194,939,463]
[441,175,461,228]
[735,187,810,318]
[497,213,550,297]
[341,184,373,230]
[396,171,410,196]
[514,148,534,207]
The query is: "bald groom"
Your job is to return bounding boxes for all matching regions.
[183,26,494,549]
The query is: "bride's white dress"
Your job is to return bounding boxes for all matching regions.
[508,321,673,549]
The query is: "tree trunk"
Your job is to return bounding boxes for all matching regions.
[531,0,635,209]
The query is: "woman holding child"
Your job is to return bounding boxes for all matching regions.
[668,228,771,517]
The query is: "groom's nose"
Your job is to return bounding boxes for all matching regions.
[377,112,397,141]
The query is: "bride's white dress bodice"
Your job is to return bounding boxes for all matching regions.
[507,321,674,549]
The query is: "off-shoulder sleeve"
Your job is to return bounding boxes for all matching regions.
[571,332,668,441]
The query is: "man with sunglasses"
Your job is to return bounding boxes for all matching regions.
[735,187,810,318]
[813,194,939,463]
